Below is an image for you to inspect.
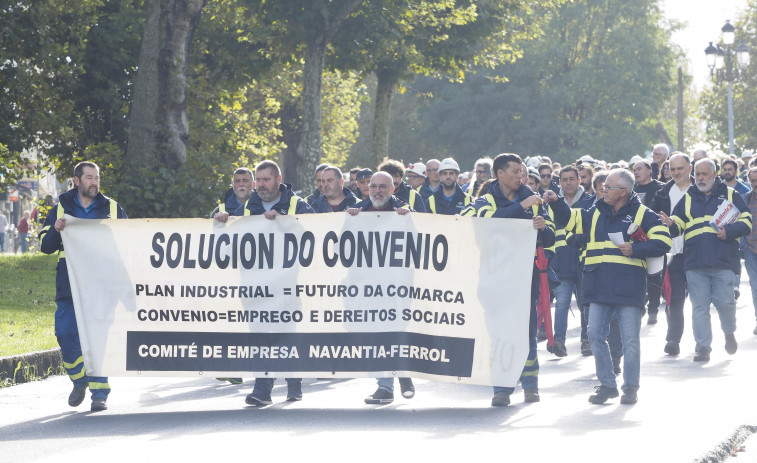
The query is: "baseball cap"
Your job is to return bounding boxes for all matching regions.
[629,155,644,165]
[742,150,753,159]
[356,168,373,181]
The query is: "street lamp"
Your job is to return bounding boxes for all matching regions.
[705,20,750,155]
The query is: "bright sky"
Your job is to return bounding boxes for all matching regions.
[662,0,750,90]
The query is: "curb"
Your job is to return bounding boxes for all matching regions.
[0,348,63,384]
[695,424,757,462]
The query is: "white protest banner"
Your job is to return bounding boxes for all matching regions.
[61,212,536,387]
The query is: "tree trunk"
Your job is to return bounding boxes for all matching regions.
[126,0,205,172]
[371,67,400,168]
[279,101,304,192]
[299,37,327,196]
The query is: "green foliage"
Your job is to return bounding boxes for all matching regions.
[371,0,682,167]
[699,5,756,154]
[0,254,58,357]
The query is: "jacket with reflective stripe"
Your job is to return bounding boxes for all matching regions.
[236,184,314,216]
[418,180,435,200]
[462,182,555,249]
[353,196,412,211]
[210,188,244,217]
[552,191,594,281]
[38,188,126,302]
[670,179,752,273]
[310,187,358,213]
[425,184,471,215]
[394,182,427,213]
[564,194,671,308]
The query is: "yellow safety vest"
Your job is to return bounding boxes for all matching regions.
[427,193,471,214]
[243,195,300,216]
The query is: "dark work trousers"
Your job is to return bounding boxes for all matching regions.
[646,270,664,315]
[665,254,688,343]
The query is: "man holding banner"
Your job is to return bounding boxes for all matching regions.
[236,160,313,406]
[39,161,128,412]
[463,153,555,407]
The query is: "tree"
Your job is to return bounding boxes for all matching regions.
[373,0,681,167]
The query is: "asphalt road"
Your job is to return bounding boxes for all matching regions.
[2,281,757,462]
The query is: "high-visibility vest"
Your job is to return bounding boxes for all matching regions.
[427,193,471,214]
[581,205,649,269]
[243,195,300,216]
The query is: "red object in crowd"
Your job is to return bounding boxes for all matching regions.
[627,223,649,242]
[662,267,672,308]
[535,247,554,346]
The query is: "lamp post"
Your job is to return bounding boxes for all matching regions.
[705,20,750,155]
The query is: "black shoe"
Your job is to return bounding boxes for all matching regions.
[588,385,619,404]
[612,359,622,375]
[491,391,511,407]
[245,390,273,406]
[399,378,415,399]
[68,385,87,407]
[694,347,712,362]
[286,382,302,402]
[524,388,540,403]
[647,312,657,325]
[725,333,738,355]
[365,388,394,404]
[90,399,107,412]
[620,390,638,405]
[548,339,568,357]
[581,340,593,356]
[537,327,547,341]
[664,340,680,356]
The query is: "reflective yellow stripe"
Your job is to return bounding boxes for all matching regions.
[464,195,471,206]
[428,196,436,214]
[685,227,718,240]
[69,370,86,380]
[521,370,539,377]
[584,254,647,268]
[524,358,538,367]
[57,204,64,220]
[109,199,117,218]
[478,194,497,218]
[219,203,226,213]
[409,191,416,209]
[89,382,110,390]
[288,195,299,214]
[63,356,84,369]
[242,200,251,216]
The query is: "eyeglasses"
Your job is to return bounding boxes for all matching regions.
[605,186,625,191]
[426,168,438,173]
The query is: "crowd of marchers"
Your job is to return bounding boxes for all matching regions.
[39,144,757,411]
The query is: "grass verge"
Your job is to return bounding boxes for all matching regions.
[0,253,58,357]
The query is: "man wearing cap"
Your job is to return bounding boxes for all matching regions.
[406,162,427,191]
[424,158,473,215]
[633,159,665,324]
[740,151,753,182]
[378,159,427,212]
[355,168,373,200]
[651,144,670,180]
[466,157,493,198]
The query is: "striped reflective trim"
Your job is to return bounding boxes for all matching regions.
[584,254,646,268]
[218,203,226,213]
[69,370,86,381]
[58,250,66,261]
[428,196,436,214]
[89,382,111,390]
[63,356,83,369]
[521,370,539,377]
[524,358,538,367]
[242,200,251,216]
[109,199,117,218]
[288,195,299,214]
[685,226,718,240]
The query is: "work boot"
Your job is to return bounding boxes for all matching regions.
[664,340,680,356]
[245,389,273,406]
[620,390,638,405]
[365,388,394,405]
[68,385,87,407]
[588,385,619,404]
[548,339,567,358]
[693,346,711,362]
[286,381,302,402]
[523,389,540,403]
[491,391,511,407]
[581,340,592,356]
[399,378,415,399]
[90,399,107,412]
[725,333,738,355]
[537,326,547,341]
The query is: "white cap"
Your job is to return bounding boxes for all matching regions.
[406,162,426,177]
[579,155,595,163]
[629,155,644,165]
[742,150,753,159]
[526,156,542,168]
[438,157,460,173]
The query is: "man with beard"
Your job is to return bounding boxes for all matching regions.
[720,158,750,196]
[236,160,313,406]
[346,172,415,404]
[378,159,427,212]
[578,164,595,196]
[211,167,254,220]
[661,159,752,361]
[425,158,472,215]
[633,159,665,324]
[39,162,128,412]
[311,165,357,212]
